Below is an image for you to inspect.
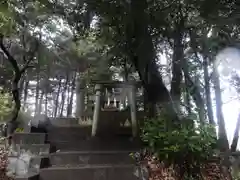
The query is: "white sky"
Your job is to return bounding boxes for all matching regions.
[216,47,240,146]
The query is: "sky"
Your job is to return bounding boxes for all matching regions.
[215,47,240,146]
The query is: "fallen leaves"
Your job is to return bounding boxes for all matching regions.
[143,155,232,180]
[0,145,13,180]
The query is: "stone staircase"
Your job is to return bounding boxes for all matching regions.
[11,118,144,180]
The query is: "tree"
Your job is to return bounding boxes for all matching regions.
[0,0,48,134]
[0,34,39,134]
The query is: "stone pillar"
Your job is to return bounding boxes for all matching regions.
[128,84,138,137]
[92,84,102,136]
[76,77,85,118]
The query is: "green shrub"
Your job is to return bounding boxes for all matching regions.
[0,91,13,122]
[0,88,32,132]
[141,114,217,167]
[233,173,240,180]
[15,128,24,132]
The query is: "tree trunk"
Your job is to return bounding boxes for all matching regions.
[212,63,229,151]
[54,79,62,117]
[170,19,184,113]
[183,75,192,115]
[182,60,191,114]
[60,73,69,117]
[203,56,215,125]
[49,93,54,117]
[19,75,25,101]
[23,78,29,110]
[67,79,71,105]
[67,72,76,116]
[44,67,50,116]
[9,72,22,133]
[182,60,205,122]
[128,0,176,119]
[123,58,129,82]
[188,30,214,124]
[193,78,206,123]
[59,92,65,117]
[45,93,48,115]
[35,70,40,115]
[231,113,240,152]
[38,91,44,114]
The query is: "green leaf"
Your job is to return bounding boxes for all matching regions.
[140,112,217,165]
[0,1,15,35]
[0,92,13,122]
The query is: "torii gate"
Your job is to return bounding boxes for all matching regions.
[91,81,139,137]
[75,79,140,138]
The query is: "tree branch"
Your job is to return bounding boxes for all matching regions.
[20,58,33,73]
[20,38,40,73]
[0,34,20,74]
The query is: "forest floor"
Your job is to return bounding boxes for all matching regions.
[145,156,233,180]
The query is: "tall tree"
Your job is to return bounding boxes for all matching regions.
[212,62,229,151]
[0,34,39,134]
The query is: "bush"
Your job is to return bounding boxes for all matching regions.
[15,128,24,133]
[140,114,218,177]
[0,91,13,123]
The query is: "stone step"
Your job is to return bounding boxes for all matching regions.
[48,126,134,143]
[50,137,142,152]
[49,118,79,127]
[50,151,135,166]
[51,142,140,152]
[10,144,50,156]
[15,172,39,180]
[48,126,92,141]
[48,126,133,139]
[40,165,141,180]
[13,133,46,145]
